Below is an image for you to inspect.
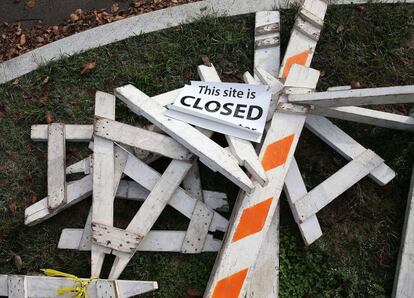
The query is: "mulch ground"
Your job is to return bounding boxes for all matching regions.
[0,0,199,63]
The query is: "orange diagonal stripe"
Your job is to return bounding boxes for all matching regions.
[281,50,310,78]
[212,268,248,298]
[262,134,295,171]
[232,197,273,242]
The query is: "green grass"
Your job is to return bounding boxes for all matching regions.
[0,3,414,297]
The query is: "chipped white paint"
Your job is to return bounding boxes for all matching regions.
[115,84,254,192]
[108,158,193,278]
[289,85,414,107]
[0,275,157,297]
[94,119,193,160]
[25,175,93,226]
[310,106,414,131]
[31,124,93,142]
[47,123,66,210]
[91,91,116,277]
[58,229,222,252]
[181,200,214,253]
[254,11,280,79]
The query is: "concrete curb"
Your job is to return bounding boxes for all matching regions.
[0,0,413,85]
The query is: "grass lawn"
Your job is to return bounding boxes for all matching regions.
[0,3,414,297]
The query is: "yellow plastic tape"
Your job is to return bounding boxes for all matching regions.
[41,269,97,298]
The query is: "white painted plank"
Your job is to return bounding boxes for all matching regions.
[0,275,157,298]
[289,85,414,107]
[293,149,383,223]
[7,276,27,298]
[92,223,142,253]
[94,119,193,160]
[254,11,280,79]
[115,84,254,192]
[246,204,279,298]
[305,115,395,185]
[203,190,229,212]
[279,0,328,79]
[66,156,92,175]
[254,67,284,121]
[197,64,267,185]
[181,200,214,253]
[310,106,414,131]
[25,175,93,226]
[58,229,222,252]
[31,124,93,142]
[205,110,307,297]
[108,159,193,278]
[284,158,323,245]
[392,165,414,298]
[96,280,119,297]
[91,91,115,277]
[47,123,66,210]
[114,151,229,232]
[249,18,280,298]
[182,160,204,201]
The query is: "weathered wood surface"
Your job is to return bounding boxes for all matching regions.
[289,85,414,107]
[181,200,214,253]
[293,149,383,223]
[58,229,222,252]
[392,165,414,298]
[182,160,204,201]
[92,222,142,253]
[310,105,414,131]
[25,175,93,226]
[284,158,323,245]
[278,0,327,79]
[66,156,92,175]
[254,67,284,120]
[94,119,193,160]
[108,159,193,278]
[91,91,116,277]
[204,109,307,297]
[0,275,158,298]
[31,124,93,142]
[47,123,66,210]
[254,11,280,78]
[305,115,396,186]
[197,64,268,185]
[115,84,254,192]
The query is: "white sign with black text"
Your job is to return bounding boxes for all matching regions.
[165,81,271,142]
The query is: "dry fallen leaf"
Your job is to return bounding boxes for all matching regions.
[185,289,203,298]
[9,200,17,214]
[11,78,19,85]
[45,111,53,123]
[320,69,326,77]
[28,190,37,204]
[351,80,362,89]
[336,25,344,33]
[132,0,145,8]
[42,76,49,85]
[75,8,83,16]
[111,3,120,13]
[19,34,26,46]
[35,36,44,43]
[201,55,211,67]
[70,13,79,22]
[25,0,35,8]
[37,95,49,107]
[81,61,96,75]
[14,255,23,272]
